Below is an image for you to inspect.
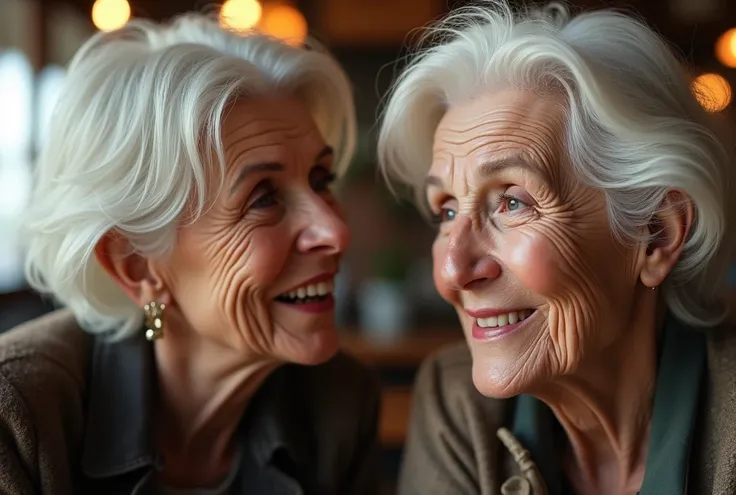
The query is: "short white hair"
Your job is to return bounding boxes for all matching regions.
[378,1,735,327]
[23,14,357,340]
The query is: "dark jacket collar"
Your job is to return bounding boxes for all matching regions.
[81,332,157,478]
[239,365,311,468]
[80,332,310,480]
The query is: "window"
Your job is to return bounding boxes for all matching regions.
[0,49,33,291]
[0,50,64,292]
[36,65,66,151]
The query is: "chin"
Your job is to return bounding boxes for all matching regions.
[283,327,340,366]
[470,354,529,399]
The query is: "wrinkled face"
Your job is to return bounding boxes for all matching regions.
[157,97,349,365]
[427,90,642,397]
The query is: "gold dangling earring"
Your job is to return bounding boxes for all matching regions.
[144,302,165,342]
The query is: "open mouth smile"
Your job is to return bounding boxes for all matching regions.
[466,308,538,341]
[275,277,335,313]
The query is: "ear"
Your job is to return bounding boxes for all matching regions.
[94,231,169,307]
[639,190,694,289]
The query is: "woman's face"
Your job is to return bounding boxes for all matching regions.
[158,97,349,365]
[427,90,646,397]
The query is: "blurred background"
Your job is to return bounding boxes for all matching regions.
[1,0,735,492]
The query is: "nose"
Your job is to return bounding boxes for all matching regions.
[296,197,350,255]
[438,216,501,291]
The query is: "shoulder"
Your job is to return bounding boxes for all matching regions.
[397,342,510,494]
[0,310,91,488]
[695,324,736,482]
[0,309,91,389]
[704,321,736,394]
[688,323,736,492]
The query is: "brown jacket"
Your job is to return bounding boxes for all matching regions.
[0,310,381,495]
[398,324,736,495]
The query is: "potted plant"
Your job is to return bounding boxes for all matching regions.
[356,246,412,343]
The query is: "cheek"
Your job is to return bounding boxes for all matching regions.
[498,229,561,295]
[172,221,291,305]
[213,224,290,297]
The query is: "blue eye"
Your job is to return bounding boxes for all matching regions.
[431,208,456,224]
[498,193,528,213]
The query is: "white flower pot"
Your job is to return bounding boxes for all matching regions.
[356,279,410,343]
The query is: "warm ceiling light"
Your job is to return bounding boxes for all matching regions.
[91,0,131,32]
[260,4,308,46]
[715,28,736,68]
[220,0,262,32]
[692,73,732,113]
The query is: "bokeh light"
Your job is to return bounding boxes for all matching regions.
[260,4,308,46]
[91,0,131,32]
[715,28,736,68]
[692,73,732,113]
[220,0,263,32]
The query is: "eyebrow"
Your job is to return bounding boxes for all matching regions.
[229,145,334,196]
[424,152,547,193]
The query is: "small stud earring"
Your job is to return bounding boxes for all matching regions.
[144,302,165,341]
[651,286,657,290]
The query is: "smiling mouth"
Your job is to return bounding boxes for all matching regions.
[275,279,334,304]
[475,309,536,328]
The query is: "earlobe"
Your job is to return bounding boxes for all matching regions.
[94,232,167,307]
[639,190,694,289]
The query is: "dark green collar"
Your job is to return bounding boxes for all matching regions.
[511,315,706,495]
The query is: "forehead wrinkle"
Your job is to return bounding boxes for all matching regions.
[227,141,280,169]
[439,98,563,144]
[224,117,314,162]
[225,134,282,173]
[435,138,556,189]
[440,106,552,132]
[442,128,561,185]
[221,116,296,140]
[439,118,561,148]
[437,111,561,157]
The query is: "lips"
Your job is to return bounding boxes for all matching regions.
[275,273,336,305]
[275,279,334,303]
[476,309,535,328]
[466,307,538,341]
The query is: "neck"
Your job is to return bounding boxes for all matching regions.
[533,303,664,494]
[153,322,279,486]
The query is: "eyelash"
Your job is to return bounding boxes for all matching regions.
[314,172,337,192]
[429,193,528,224]
[249,170,337,211]
[251,184,279,209]
[496,193,525,213]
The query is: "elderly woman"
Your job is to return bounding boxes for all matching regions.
[0,13,379,495]
[379,2,736,494]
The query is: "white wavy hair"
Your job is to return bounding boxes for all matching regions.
[378,1,735,327]
[23,14,357,340]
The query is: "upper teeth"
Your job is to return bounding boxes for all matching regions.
[477,310,534,328]
[285,280,334,299]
